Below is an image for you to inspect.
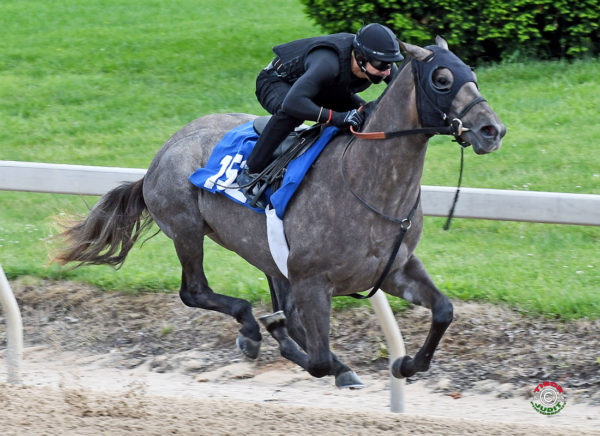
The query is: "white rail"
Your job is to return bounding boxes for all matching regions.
[422,186,600,226]
[370,290,407,413]
[0,160,146,196]
[1,160,599,409]
[0,265,22,384]
[2,160,599,225]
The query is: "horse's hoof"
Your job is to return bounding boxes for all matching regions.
[236,332,261,360]
[391,355,416,378]
[258,310,286,332]
[335,371,364,389]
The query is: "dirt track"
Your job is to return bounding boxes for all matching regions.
[1,279,599,435]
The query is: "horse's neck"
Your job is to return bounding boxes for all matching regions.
[345,65,427,213]
[365,65,420,135]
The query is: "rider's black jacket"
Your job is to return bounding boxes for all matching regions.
[268,33,397,122]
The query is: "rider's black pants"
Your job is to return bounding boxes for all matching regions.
[246,68,303,173]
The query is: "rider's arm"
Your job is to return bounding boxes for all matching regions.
[280,48,341,123]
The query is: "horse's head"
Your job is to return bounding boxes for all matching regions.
[401,37,506,154]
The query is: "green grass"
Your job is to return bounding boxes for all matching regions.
[1,0,598,319]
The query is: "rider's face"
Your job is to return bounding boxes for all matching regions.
[366,61,392,79]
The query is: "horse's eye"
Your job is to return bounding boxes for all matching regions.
[434,76,452,91]
[432,67,453,92]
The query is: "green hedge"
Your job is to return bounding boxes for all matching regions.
[300,0,600,63]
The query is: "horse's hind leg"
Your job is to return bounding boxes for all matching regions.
[265,276,363,387]
[174,231,262,359]
[383,254,453,378]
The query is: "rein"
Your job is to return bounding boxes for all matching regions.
[349,97,485,144]
[345,189,421,300]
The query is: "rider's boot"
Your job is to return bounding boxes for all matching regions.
[236,169,267,209]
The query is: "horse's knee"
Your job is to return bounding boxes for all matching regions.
[433,297,453,326]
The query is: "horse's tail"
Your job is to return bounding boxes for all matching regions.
[53,178,154,269]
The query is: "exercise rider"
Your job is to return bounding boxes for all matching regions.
[237,23,404,207]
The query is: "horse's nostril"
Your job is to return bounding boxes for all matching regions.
[482,125,497,138]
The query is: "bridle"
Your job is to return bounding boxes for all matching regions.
[343,48,486,300]
[349,51,487,147]
[349,116,473,145]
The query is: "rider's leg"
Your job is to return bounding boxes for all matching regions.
[237,69,302,206]
[246,112,303,173]
[238,112,301,208]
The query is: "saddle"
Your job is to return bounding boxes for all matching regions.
[252,116,318,160]
[249,116,325,195]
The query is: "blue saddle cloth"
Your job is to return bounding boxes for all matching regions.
[189,121,339,219]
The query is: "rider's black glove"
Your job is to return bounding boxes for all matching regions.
[331,109,365,130]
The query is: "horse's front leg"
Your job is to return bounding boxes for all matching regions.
[383,254,453,378]
[286,276,334,378]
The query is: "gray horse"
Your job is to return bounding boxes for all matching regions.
[55,38,505,388]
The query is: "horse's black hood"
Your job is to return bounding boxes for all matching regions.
[413,45,477,128]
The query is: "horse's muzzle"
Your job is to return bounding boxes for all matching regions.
[468,121,506,154]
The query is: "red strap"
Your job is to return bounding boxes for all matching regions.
[350,125,387,139]
[349,105,387,139]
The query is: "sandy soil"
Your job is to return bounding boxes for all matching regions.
[1,278,599,435]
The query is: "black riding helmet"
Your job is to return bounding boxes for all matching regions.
[353,23,403,64]
[353,23,403,83]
